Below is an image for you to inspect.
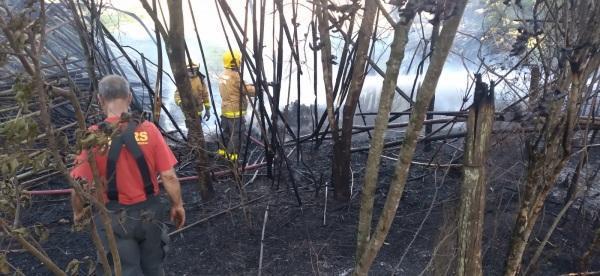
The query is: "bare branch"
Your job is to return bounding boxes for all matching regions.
[375,0,397,27]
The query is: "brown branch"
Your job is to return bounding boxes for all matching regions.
[89,218,111,276]
[45,52,86,129]
[355,11,415,259]
[375,0,397,27]
[139,0,169,39]
[0,220,66,276]
[169,195,266,235]
[85,151,123,276]
[0,8,34,75]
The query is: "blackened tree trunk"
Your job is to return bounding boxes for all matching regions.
[315,0,340,199]
[456,74,495,276]
[141,0,214,200]
[332,0,378,201]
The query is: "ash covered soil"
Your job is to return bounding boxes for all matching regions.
[8,135,600,275]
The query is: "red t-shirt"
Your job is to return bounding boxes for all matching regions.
[70,116,178,205]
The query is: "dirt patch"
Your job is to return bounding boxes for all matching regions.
[7,137,600,275]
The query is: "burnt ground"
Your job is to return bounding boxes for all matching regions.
[7,132,600,275]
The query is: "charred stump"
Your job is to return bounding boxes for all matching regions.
[456,74,495,276]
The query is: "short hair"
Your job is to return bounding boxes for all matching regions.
[98,75,130,101]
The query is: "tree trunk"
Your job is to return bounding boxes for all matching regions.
[504,56,600,276]
[528,65,540,109]
[581,225,600,271]
[456,74,495,276]
[160,0,214,199]
[332,0,378,202]
[355,15,415,260]
[315,0,343,200]
[424,95,435,151]
[504,159,564,276]
[503,58,598,275]
[152,0,163,125]
[353,1,468,274]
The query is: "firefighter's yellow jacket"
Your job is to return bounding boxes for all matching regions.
[174,75,210,113]
[218,68,256,118]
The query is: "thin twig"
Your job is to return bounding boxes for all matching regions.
[323,182,328,226]
[258,205,269,276]
[170,195,266,236]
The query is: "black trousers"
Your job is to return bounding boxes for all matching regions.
[95,196,169,276]
[220,116,246,156]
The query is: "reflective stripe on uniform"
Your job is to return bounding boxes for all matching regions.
[216,149,238,161]
[227,153,238,161]
[222,111,246,118]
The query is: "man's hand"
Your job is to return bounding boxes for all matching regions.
[170,204,185,229]
[203,110,211,121]
[160,168,185,229]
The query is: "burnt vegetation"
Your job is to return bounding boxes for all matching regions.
[1,0,600,275]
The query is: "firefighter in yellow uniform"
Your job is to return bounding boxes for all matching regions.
[218,50,255,161]
[174,63,211,121]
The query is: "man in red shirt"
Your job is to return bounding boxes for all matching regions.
[71,75,184,276]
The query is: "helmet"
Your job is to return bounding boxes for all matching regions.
[222,50,242,69]
[188,62,200,76]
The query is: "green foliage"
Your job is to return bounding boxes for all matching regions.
[464,0,537,55]
[65,257,94,276]
[31,152,49,172]
[75,123,112,155]
[10,227,29,238]
[0,43,8,67]
[1,0,38,52]
[12,77,34,111]
[0,154,20,178]
[0,253,10,274]
[33,223,49,243]
[65,259,80,276]
[0,117,39,145]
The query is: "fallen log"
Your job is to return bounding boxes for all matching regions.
[350,127,537,153]
[353,117,467,131]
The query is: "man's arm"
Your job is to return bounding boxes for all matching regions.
[160,168,185,229]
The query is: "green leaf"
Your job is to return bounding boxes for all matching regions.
[1,162,9,177]
[65,259,80,276]
[11,227,28,237]
[8,158,19,176]
[0,254,10,274]
[33,223,48,243]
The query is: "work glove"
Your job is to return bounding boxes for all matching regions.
[203,110,211,121]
